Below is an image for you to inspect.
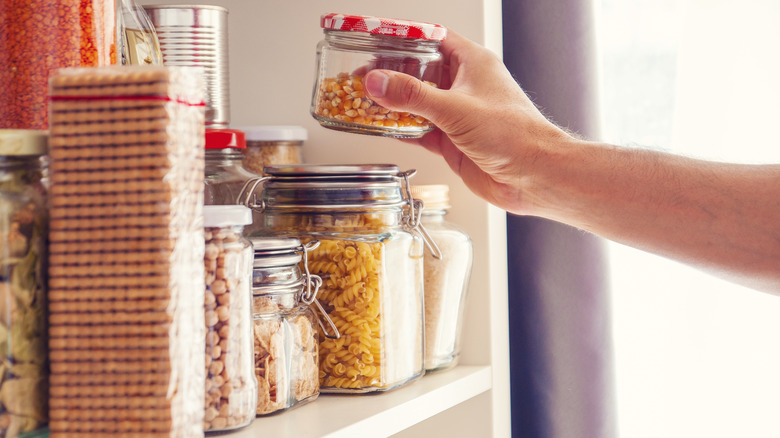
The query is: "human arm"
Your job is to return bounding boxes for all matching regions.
[362,30,780,293]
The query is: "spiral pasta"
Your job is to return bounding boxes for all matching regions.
[267,211,424,392]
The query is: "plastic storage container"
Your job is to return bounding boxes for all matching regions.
[410,185,473,371]
[0,130,49,437]
[239,126,306,176]
[203,205,257,432]
[244,164,427,393]
[311,13,446,138]
[251,237,327,414]
[204,129,259,205]
[0,0,116,129]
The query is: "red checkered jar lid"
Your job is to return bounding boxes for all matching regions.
[320,13,447,41]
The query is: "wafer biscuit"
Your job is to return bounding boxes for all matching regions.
[49,275,171,290]
[49,250,173,267]
[49,321,171,337]
[50,311,174,326]
[50,106,171,123]
[49,298,171,314]
[50,371,173,387]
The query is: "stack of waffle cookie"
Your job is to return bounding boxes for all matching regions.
[47,66,207,438]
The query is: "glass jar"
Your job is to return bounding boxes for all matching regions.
[203,205,257,432]
[311,13,446,138]
[117,0,163,65]
[244,164,430,393]
[0,130,49,437]
[204,129,260,205]
[410,185,473,372]
[0,0,116,130]
[251,237,328,414]
[239,126,307,176]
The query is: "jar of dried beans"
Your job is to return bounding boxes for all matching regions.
[410,185,473,372]
[0,130,49,437]
[250,237,329,415]
[0,1,116,130]
[203,205,257,432]
[311,13,446,138]
[243,164,429,393]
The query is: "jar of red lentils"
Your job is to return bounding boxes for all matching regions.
[0,1,116,130]
[311,13,446,138]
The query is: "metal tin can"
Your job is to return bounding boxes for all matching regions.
[144,4,230,127]
[311,13,446,138]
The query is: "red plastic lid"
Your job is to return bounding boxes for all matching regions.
[205,129,246,149]
[321,13,447,41]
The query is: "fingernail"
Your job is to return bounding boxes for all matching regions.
[365,71,389,98]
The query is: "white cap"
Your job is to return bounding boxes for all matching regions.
[239,125,308,142]
[0,129,48,155]
[203,205,253,227]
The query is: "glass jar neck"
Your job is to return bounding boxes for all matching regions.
[421,209,447,223]
[0,155,44,170]
[324,29,441,53]
[205,148,244,166]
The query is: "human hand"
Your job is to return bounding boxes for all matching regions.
[363,30,574,215]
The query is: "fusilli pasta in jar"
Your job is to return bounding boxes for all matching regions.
[249,164,427,393]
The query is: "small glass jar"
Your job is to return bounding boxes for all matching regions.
[0,130,49,437]
[204,129,260,205]
[311,13,446,138]
[251,237,327,415]
[410,185,473,372]
[244,164,430,393]
[239,126,307,176]
[203,205,257,433]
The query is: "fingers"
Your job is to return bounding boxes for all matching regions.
[363,69,451,129]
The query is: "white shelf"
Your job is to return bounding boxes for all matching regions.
[229,365,492,438]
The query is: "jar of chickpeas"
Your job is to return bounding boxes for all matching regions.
[250,237,328,414]
[203,205,257,432]
[311,13,446,138]
[244,164,428,393]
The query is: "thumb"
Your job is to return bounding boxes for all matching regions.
[363,70,448,126]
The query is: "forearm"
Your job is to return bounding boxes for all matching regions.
[524,139,780,293]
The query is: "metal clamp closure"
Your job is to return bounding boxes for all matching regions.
[237,176,268,211]
[399,170,442,260]
[300,240,340,339]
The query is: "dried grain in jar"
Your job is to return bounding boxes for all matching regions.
[410,185,473,372]
[203,205,257,432]
[239,126,306,175]
[311,14,445,138]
